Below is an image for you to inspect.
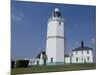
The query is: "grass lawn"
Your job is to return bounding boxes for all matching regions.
[11,63,96,75]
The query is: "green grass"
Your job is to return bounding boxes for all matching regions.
[11,63,96,75]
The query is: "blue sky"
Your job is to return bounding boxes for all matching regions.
[11,1,96,61]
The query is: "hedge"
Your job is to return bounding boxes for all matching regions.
[11,60,15,69]
[16,60,29,68]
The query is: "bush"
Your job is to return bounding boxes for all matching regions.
[16,60,29,68]
[11,60,15,69]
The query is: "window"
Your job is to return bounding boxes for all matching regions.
[76,57,78,62]
[59,21,61,25]
[87,57,90,61]
[87,50,89,54]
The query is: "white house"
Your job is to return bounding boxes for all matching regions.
[25,58,36,66]
[34,51,47,65]
[64,54,71,64]
[71,41,93,63]
[25,51,47,66]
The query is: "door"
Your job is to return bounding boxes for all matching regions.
[51,57,53,63]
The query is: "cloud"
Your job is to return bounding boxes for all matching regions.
[11,5,24,22]
[90,38,96,45]
[73,38,96,48]
[85,37,96,46]
[12,14,22,21]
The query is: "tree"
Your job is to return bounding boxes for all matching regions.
[11,60,15,69]
[16,60,29,68]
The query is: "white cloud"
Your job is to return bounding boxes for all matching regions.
[90,38,96,45]
[12,14,23,21]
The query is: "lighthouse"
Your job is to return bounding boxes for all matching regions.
[46,8,65,65]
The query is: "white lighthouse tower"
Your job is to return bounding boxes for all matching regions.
[46,8,65,65]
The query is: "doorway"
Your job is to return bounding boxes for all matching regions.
[51,57,53,63]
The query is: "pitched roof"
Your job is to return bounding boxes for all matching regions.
[36,51,46,59]
[72,46,93,51]
[72,41,93,51]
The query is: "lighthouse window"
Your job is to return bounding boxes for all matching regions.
[59,21,61,25]
[59,21,62,25]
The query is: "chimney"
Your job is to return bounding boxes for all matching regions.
[81,41,84,47]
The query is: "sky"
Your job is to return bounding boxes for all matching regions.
[11,1,96,61]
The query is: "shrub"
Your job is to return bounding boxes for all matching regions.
[16,60,29,68]
[11,60,15,69]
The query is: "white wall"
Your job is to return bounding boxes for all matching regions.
[65,57,70,64]
[46,17,64,63]
[39,54,44,65]
[56,19,64,36]
[56,38,64,62]
[46,38,57,62]
[47,19,58,36]
[72,50,93,63]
